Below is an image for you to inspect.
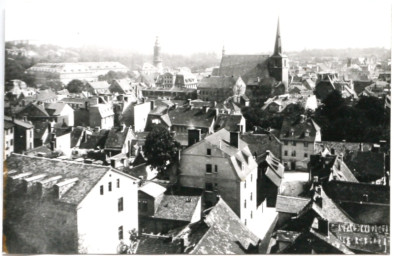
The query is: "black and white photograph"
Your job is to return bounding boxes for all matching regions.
[1,0,391,254]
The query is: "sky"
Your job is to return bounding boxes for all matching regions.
[3,0,393,55]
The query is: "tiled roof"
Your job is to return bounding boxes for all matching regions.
[343,151,385,182]
[217,54,270,82]
[197,76,237,89]
[153,195,201,222]
[139,182,166,198]
[105,126,133,149]
[280,116,320,142]
[276,195,311,214]
[4,120,15,129]
[6,154,112,205]
[168,106,216,128]
[44,102,68,116]
[80,129,110,149]
[240,133,281,159]
[135,235,183,254]
[214,114,243,132]
[191,198,259,254]
[70,126,85,148]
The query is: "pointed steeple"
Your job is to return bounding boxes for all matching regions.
[274,17,282,56]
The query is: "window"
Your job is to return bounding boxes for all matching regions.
[30,130,32,137]
[251,174,253,182]
[251,211,253,219]
[292,141,297,146]
[206,183,213,192]
[118,226,123,240]
[117,179,120,188]
[118,197,123,212]
[214,165,218,173]
[245,219,247,226]
[109,182,112,192]
[206,164,212,173]
[100,185,104,195]
[291,151,296,157]
[207,148,211,155]
[304,142,308,147]
[244,200,247,208]
[284,150,288,156]
[250,193,253,201]
[304,153,308,158]
[138,200,148,212]
[10,139,13,146]
[244,181,247,189]
[29,142,32,149]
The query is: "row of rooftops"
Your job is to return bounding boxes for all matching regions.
[26,62,129,74]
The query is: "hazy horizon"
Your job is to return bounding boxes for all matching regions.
[4,0,392,55]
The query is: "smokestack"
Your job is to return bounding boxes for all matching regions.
[230,132,239,149]
[188,129,201,147]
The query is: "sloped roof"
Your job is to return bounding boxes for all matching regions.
[79,129,110,149]
[217,54,270,82]
[153,195,201,222]
[168,106,216,128]
[17,102,50,117]
[280,116,320,142]
[70,126,85,148]
[240,133,281,159]
[276,195,311,214]
[139,182,166,198]
[4,120,15,129]
[136,235,183,254]
[264,151,285,186]
[6,154,110,205]
[88,81,111,90]
[191,198,259,254]
[4,116,34,129]
[197,76,237,89]
[32,120,50,139]
[105,126,133,149]
[343,151,385,182]
[214,114,243,132]
[44,102,69,116]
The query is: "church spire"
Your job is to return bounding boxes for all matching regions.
[274,17,282,56]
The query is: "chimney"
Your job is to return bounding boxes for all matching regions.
[188,129,201,147]
[23,116,28,122]
[359,143,364,152]
[47,122,52,134]
[37,175,63,197]
[54,178,79,199]
[188,99,192,106]
[314,195,323,208]
[22,173,47,194]
[203,106,209,113]
[213,101,217,107]
[215,108,219,118]
[110,159,116,168]
[230,132,239,149]
[174,103,178,109]
[330,148,335,155]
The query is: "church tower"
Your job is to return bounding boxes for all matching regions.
[153,36,163,71]
[269,18,289,92]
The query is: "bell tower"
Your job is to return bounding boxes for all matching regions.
[153,36,163,70]
[269,18,289,92]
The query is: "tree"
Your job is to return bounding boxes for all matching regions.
[66,79,87,93]
[98,71,128,81]
[143,125,181,178]
[40,80,64,91]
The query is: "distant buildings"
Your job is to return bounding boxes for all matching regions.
[25,62,129,84]
[198,76,246,102]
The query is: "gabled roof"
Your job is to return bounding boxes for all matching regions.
[191,198,259,254]
[17,102,50,117]
[4,120,15,129]
[214,114,243,132]
[44,102,70,116]
[135,235,183,254]
[153,195,201,222]
[4,115,33,129]
[197,76,237,89]
[276,195,311,214]
[6,154,110,205]
[168,106,216,128]
[343,151,385,182]
[105,126,133,149]
[280,116,320,142]
[217,54,270,82]
[80,129,110,149]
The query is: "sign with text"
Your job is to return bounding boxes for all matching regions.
[329,222,390,253]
